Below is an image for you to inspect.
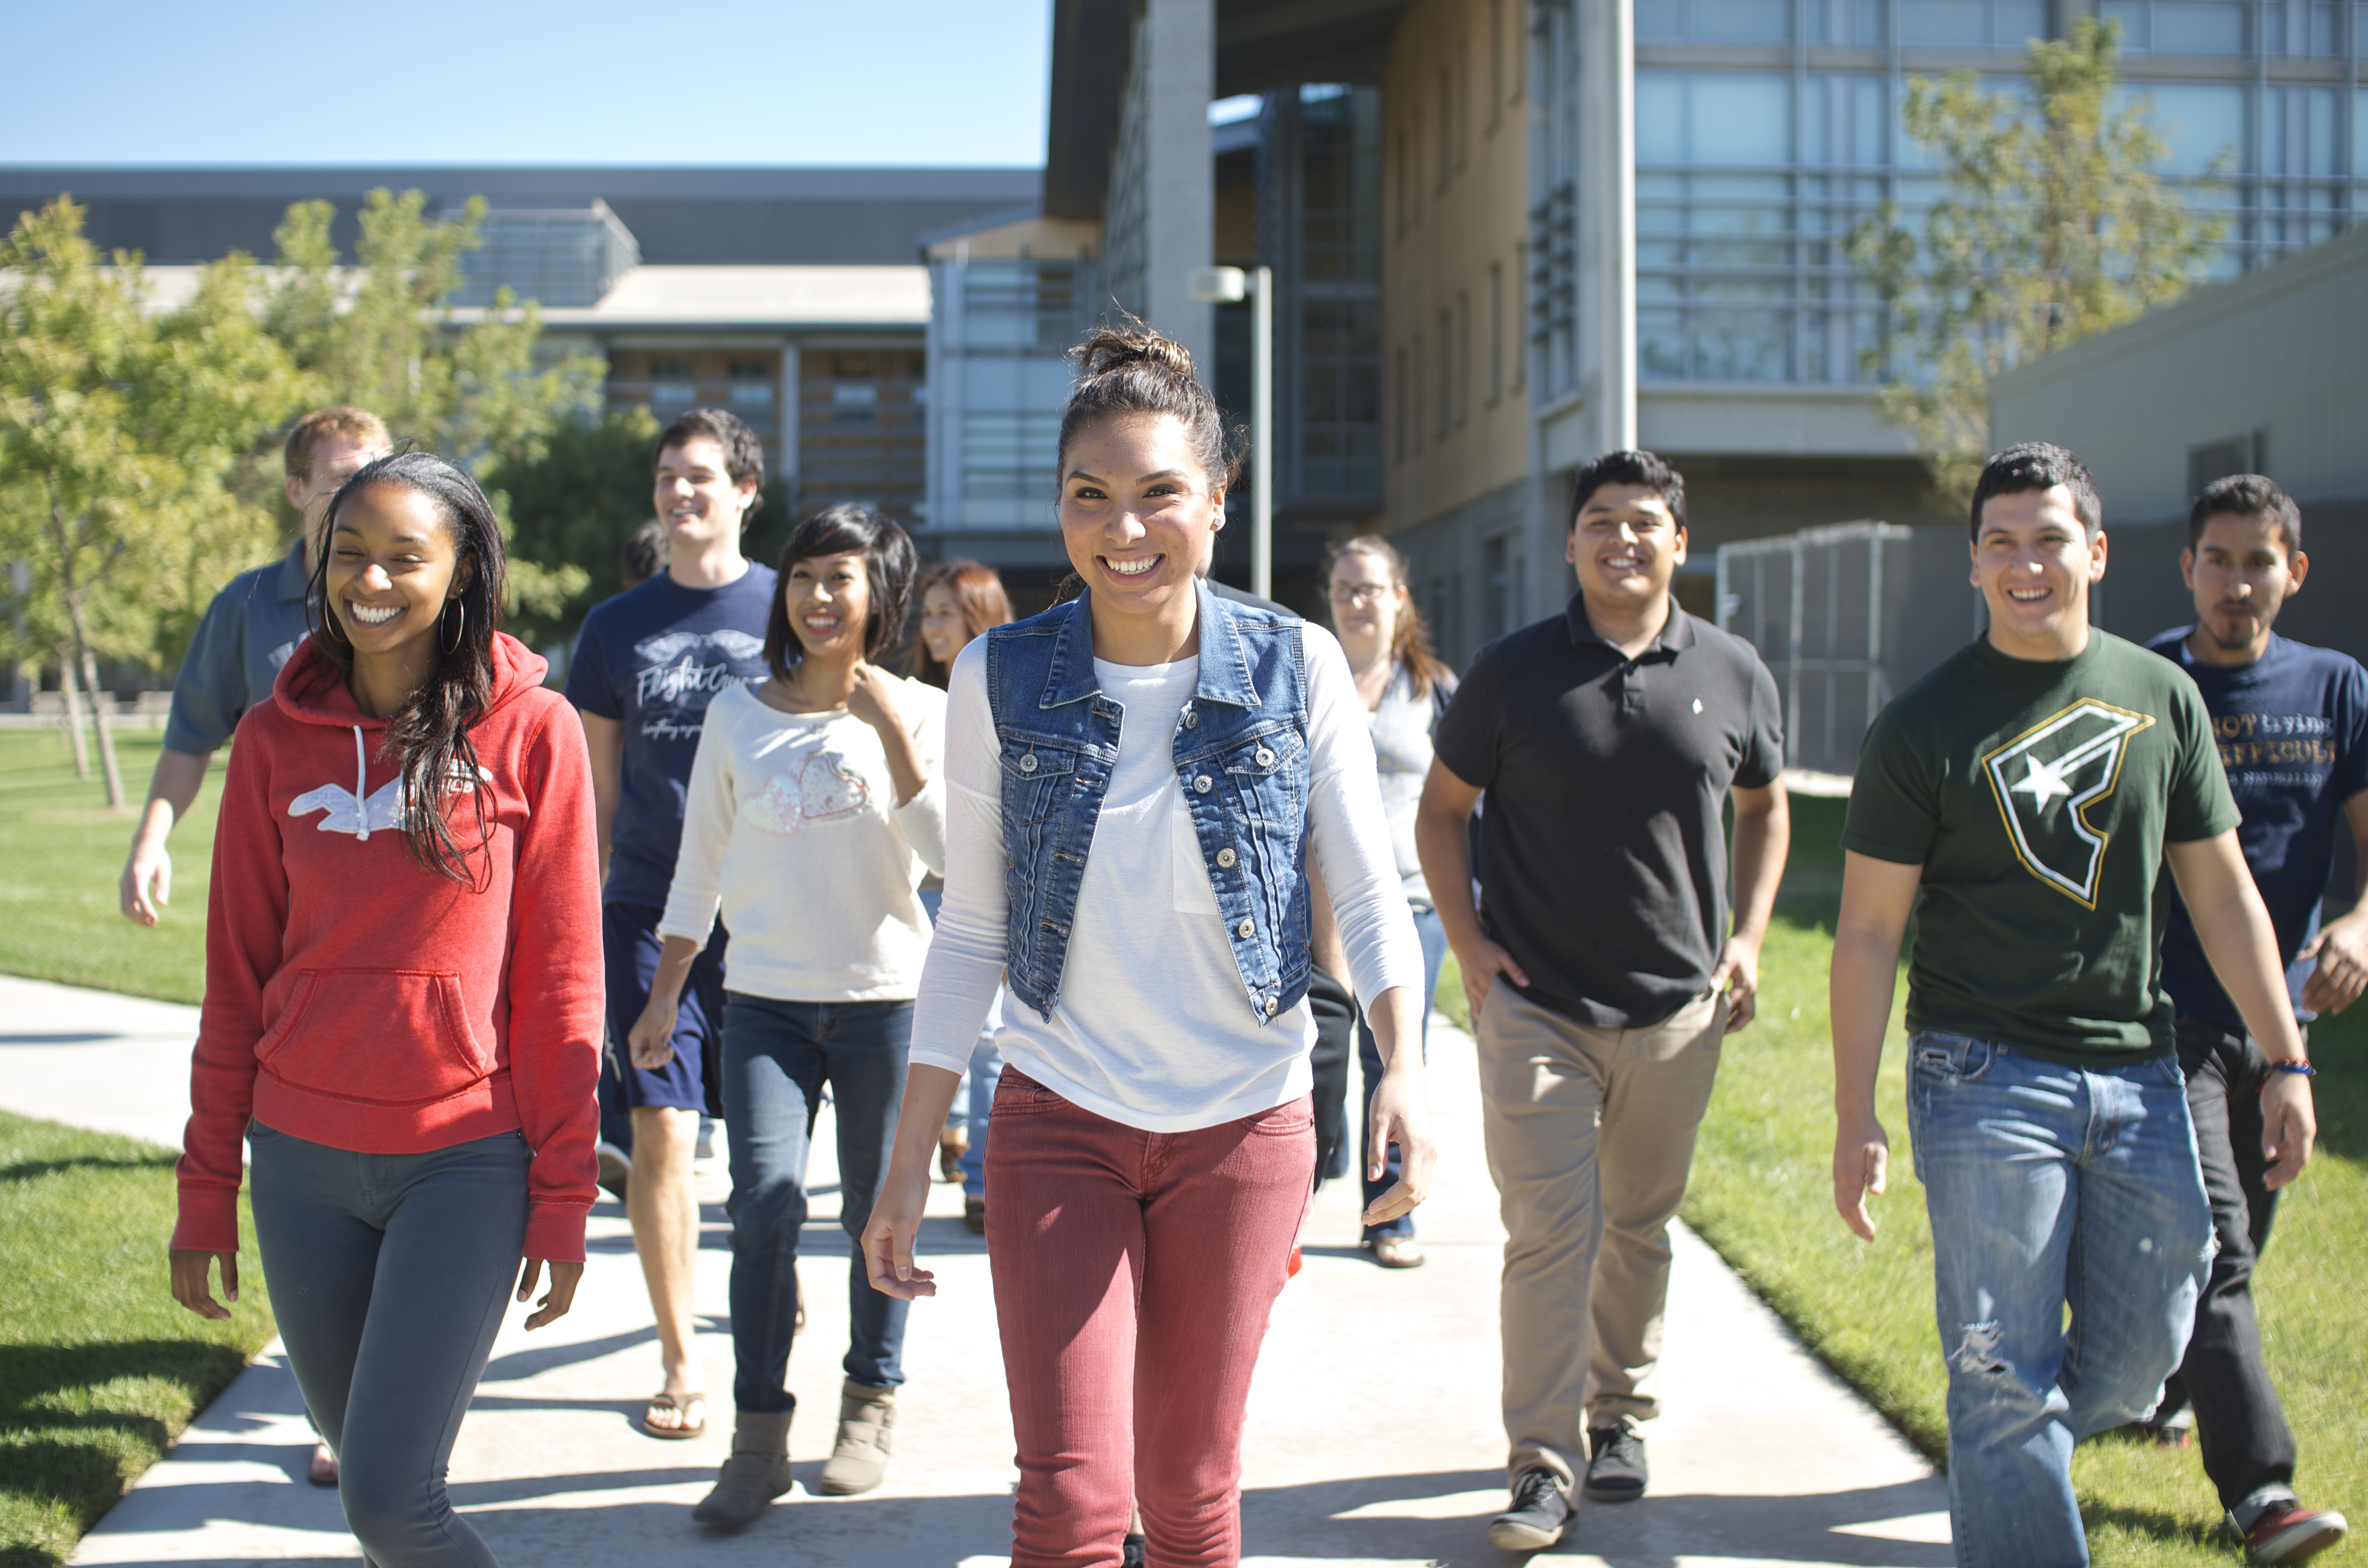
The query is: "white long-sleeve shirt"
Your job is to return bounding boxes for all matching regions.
[658,678,947,1002]
[909,623,1423,1132]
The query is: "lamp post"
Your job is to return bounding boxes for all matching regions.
[1187,264,1272,600]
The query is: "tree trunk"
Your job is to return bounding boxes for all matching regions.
[77,640,127,809]
[55,641,91,779]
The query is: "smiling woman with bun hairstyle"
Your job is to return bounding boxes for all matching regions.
[864,326,1434,1567]
[170,452,603,1568]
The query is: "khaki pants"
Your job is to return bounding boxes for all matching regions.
[1477,981,1726,1490]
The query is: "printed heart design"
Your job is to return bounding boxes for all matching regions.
[740,749,871,837]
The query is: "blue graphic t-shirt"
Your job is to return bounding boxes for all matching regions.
[2147,628,2368,1028]
[566,564,778,909]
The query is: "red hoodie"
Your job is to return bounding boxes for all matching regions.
[173,632,603,1263]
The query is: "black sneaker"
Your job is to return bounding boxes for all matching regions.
[1584,1424,1648,1503]
[1121,1531,1147,1567]
[1487,1467,1572,1550]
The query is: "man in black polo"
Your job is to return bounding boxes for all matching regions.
[1416,449,1789,1553]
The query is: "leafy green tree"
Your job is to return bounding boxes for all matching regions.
[261,190,599,633]
[0,200,303,804]
[493,406,663,653]
[1850,19,2222,512]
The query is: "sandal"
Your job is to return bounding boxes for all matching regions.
[307,1442,339,1486]
[640,1391,708,1440]
[1370,1237,1426,1269]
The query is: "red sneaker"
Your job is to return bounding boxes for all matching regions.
[1287,1246,1302,1279]
[2246,1503,2348,1564]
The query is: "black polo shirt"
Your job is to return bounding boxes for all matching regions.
[1433,592,1784,1029]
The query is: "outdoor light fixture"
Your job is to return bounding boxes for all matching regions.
[1188,265,1272,601]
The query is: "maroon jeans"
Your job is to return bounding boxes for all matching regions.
[986,1068,1316,1568]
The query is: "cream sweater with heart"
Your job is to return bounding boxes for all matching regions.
[657,677,948,1002]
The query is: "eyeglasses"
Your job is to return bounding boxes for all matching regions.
[1329,583,1395,606]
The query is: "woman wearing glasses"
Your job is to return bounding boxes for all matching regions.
[1327,537,1457,1270]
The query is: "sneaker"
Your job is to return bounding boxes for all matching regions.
[1487,1467,1572,1551]
[1584,1423,1648,1504]
[1121,1533,1146,1568]
[963,1193,987,1235]
[2246,1502,2349,1563]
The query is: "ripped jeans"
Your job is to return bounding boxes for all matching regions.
[1906,1033,2213,1568]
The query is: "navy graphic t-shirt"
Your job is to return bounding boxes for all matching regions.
[2148,628,2368,1029]
[566,564,777,909]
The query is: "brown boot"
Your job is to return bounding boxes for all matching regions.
[816,1378,895,1496]
[691,1407,794,1529]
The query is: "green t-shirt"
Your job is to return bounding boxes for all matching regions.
[1843,630,2239,1065]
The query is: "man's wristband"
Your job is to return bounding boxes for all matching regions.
[2262,1058,2316,1080]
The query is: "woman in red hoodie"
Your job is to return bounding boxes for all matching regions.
[170,452,603,1568]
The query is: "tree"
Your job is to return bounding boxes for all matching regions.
[262,190,599,636]
[495,406,663,653]
[0,200,303,805]
[1850,19,2222,513]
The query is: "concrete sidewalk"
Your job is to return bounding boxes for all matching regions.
[3,972,1950,1567]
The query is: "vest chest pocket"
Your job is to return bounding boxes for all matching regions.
[999,740,1078,825]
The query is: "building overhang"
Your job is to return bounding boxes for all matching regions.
[1043,0,1412,220]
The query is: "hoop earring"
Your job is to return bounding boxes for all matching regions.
[440,600,465,654]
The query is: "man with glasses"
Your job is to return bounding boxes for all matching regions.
[120,406,392,927]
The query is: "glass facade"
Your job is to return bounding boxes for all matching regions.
[453,203,639,308]
[1578,0,2368,389]
[923,253,1099,533]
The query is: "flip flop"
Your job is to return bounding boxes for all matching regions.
[640,1392,708,1440]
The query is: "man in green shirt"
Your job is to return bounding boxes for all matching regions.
[1829,443,2319,1567]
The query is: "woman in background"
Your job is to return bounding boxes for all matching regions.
[172,453,601,1568]
[1327,536,1457,1270]
[913,559,1016,1230]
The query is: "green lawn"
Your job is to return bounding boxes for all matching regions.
[1684,796,2364,1565]
[0,728,220,1004]
[0,1111,273,1568]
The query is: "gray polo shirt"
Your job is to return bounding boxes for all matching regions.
[1432,592,1785,1029]
[162,541,313,754]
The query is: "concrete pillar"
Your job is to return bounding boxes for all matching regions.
[1582,0,1637,455]
[1106,0,1215,380]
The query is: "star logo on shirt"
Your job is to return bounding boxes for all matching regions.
[2009,753,2076,811]
[1981,699,2156,907]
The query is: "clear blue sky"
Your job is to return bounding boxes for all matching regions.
[0,1,1050,166]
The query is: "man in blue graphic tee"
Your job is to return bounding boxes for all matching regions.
[566,408,776,1442]
[2143,474,2361,1563]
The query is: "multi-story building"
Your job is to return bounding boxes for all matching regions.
[1031,0,2368,662]
[0,164,1035,526]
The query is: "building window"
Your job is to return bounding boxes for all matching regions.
[2098,0,2249,51]
[1457,34,1473,168]
[1394,344,1409,461]
[1487,262,1505,404]
[1437,69,1454,190]
[1488,0,1505,128]
[1455,290,1472,426]
[1896,0,2048,47]
[1435,308,1453,436]
[1411,331,1426,447]
[1639,0,1791,43]
[1509,242,1526,391]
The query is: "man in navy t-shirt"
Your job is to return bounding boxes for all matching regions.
[2146,473,2362,1562]
[566,408,777,1442]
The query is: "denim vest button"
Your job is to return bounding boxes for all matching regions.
[1264,994,1279,1015]
[1235,919,1255,939]
[1019,753,1039,773]
[1184,709,1198,728]
[1255,747,1274,767]
[1195,775,1214,793]
[1215,846,1237,868]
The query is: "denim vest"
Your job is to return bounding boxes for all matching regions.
[984,580,1313,1025]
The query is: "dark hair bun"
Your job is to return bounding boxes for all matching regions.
[1072,324,1199,384]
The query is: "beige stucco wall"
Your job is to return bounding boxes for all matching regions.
[1381,0,1534,537]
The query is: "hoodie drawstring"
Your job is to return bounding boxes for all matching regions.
[352,725,370,841]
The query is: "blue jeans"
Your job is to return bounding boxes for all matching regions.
[1357,905,1448,1241]
[720,993,913,1412]
[248,1122,528,1568]
[956,1033,1004,1199]
[1907,1033,2214,1568]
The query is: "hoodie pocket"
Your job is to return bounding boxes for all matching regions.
[257,969,495,1106]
